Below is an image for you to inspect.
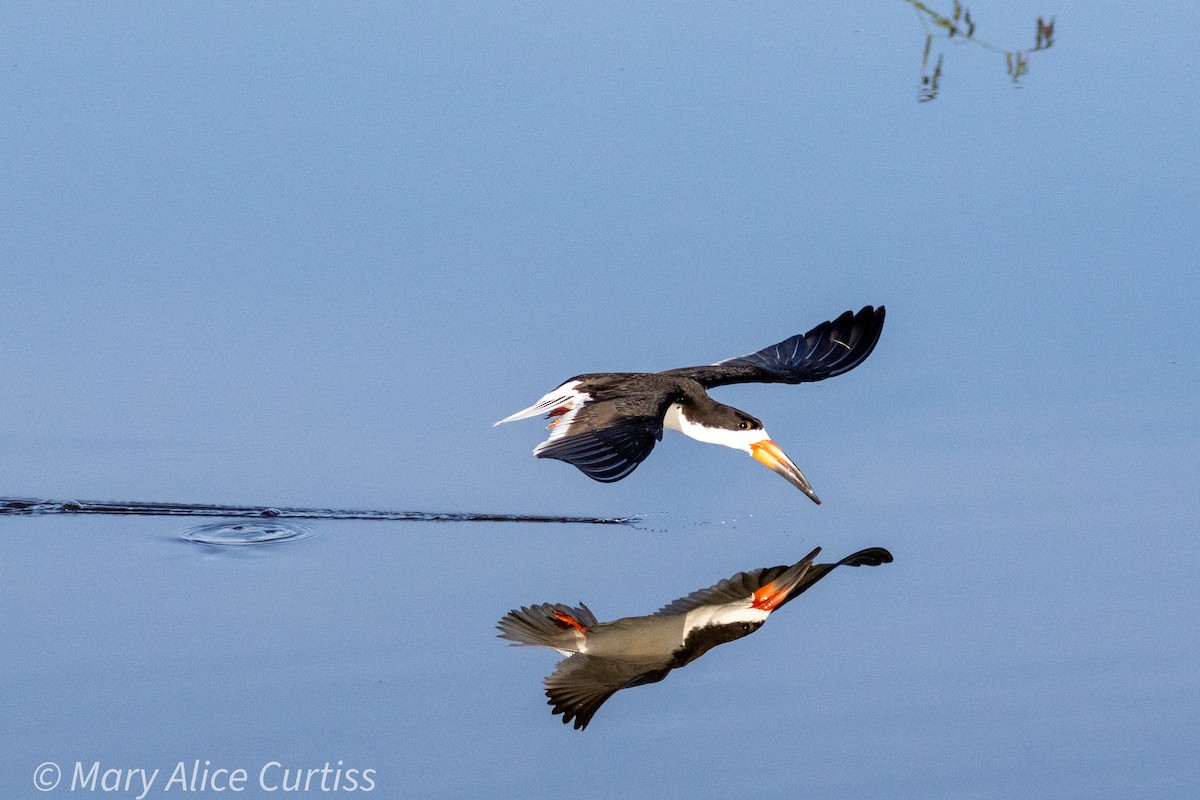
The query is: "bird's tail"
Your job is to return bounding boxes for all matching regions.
[493,381,582,426]
[496,602,598,652]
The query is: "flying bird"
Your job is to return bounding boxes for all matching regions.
[497,545,893,730]
[495,306,885,503]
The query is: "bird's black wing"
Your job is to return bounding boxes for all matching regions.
[533,396,669,483]
[544,654,672,730]
[660,306,885,389]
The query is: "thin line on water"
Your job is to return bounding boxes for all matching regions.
[0,497,636,526]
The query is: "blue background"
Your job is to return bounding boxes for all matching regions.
[2,2,1197,798]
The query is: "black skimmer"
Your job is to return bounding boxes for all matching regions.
[498,546,893,730]
[495,306,885,503]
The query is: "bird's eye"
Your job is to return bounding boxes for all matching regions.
[741,623,751,632]
[738,421,751,430]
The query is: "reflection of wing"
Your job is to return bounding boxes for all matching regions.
[655,546,896,617]
[534,399,666,483]
[544,654,672,730]
[661,306,885,389]
[653,549,822,616]
[766,547,894,611]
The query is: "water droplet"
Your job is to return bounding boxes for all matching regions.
[179,521,314,547]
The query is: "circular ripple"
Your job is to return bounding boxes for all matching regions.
[180,521,314,547]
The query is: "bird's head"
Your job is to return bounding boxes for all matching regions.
[712,619,766,645]
[679,618,767,664]
[668,403,821,504]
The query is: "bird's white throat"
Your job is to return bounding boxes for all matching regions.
[681,602,770,643]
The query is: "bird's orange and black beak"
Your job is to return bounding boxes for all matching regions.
[751,562,814,611]
[750,439,821,504]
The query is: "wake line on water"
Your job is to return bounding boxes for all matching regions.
[0,497,635,526]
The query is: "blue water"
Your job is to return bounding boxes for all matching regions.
[3,2,1198,798]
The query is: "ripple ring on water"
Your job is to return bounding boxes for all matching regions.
[179,521,314,547]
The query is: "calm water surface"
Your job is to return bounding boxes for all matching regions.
[2,1,1197,798]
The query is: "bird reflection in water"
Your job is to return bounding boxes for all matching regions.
[498,546,893,730]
